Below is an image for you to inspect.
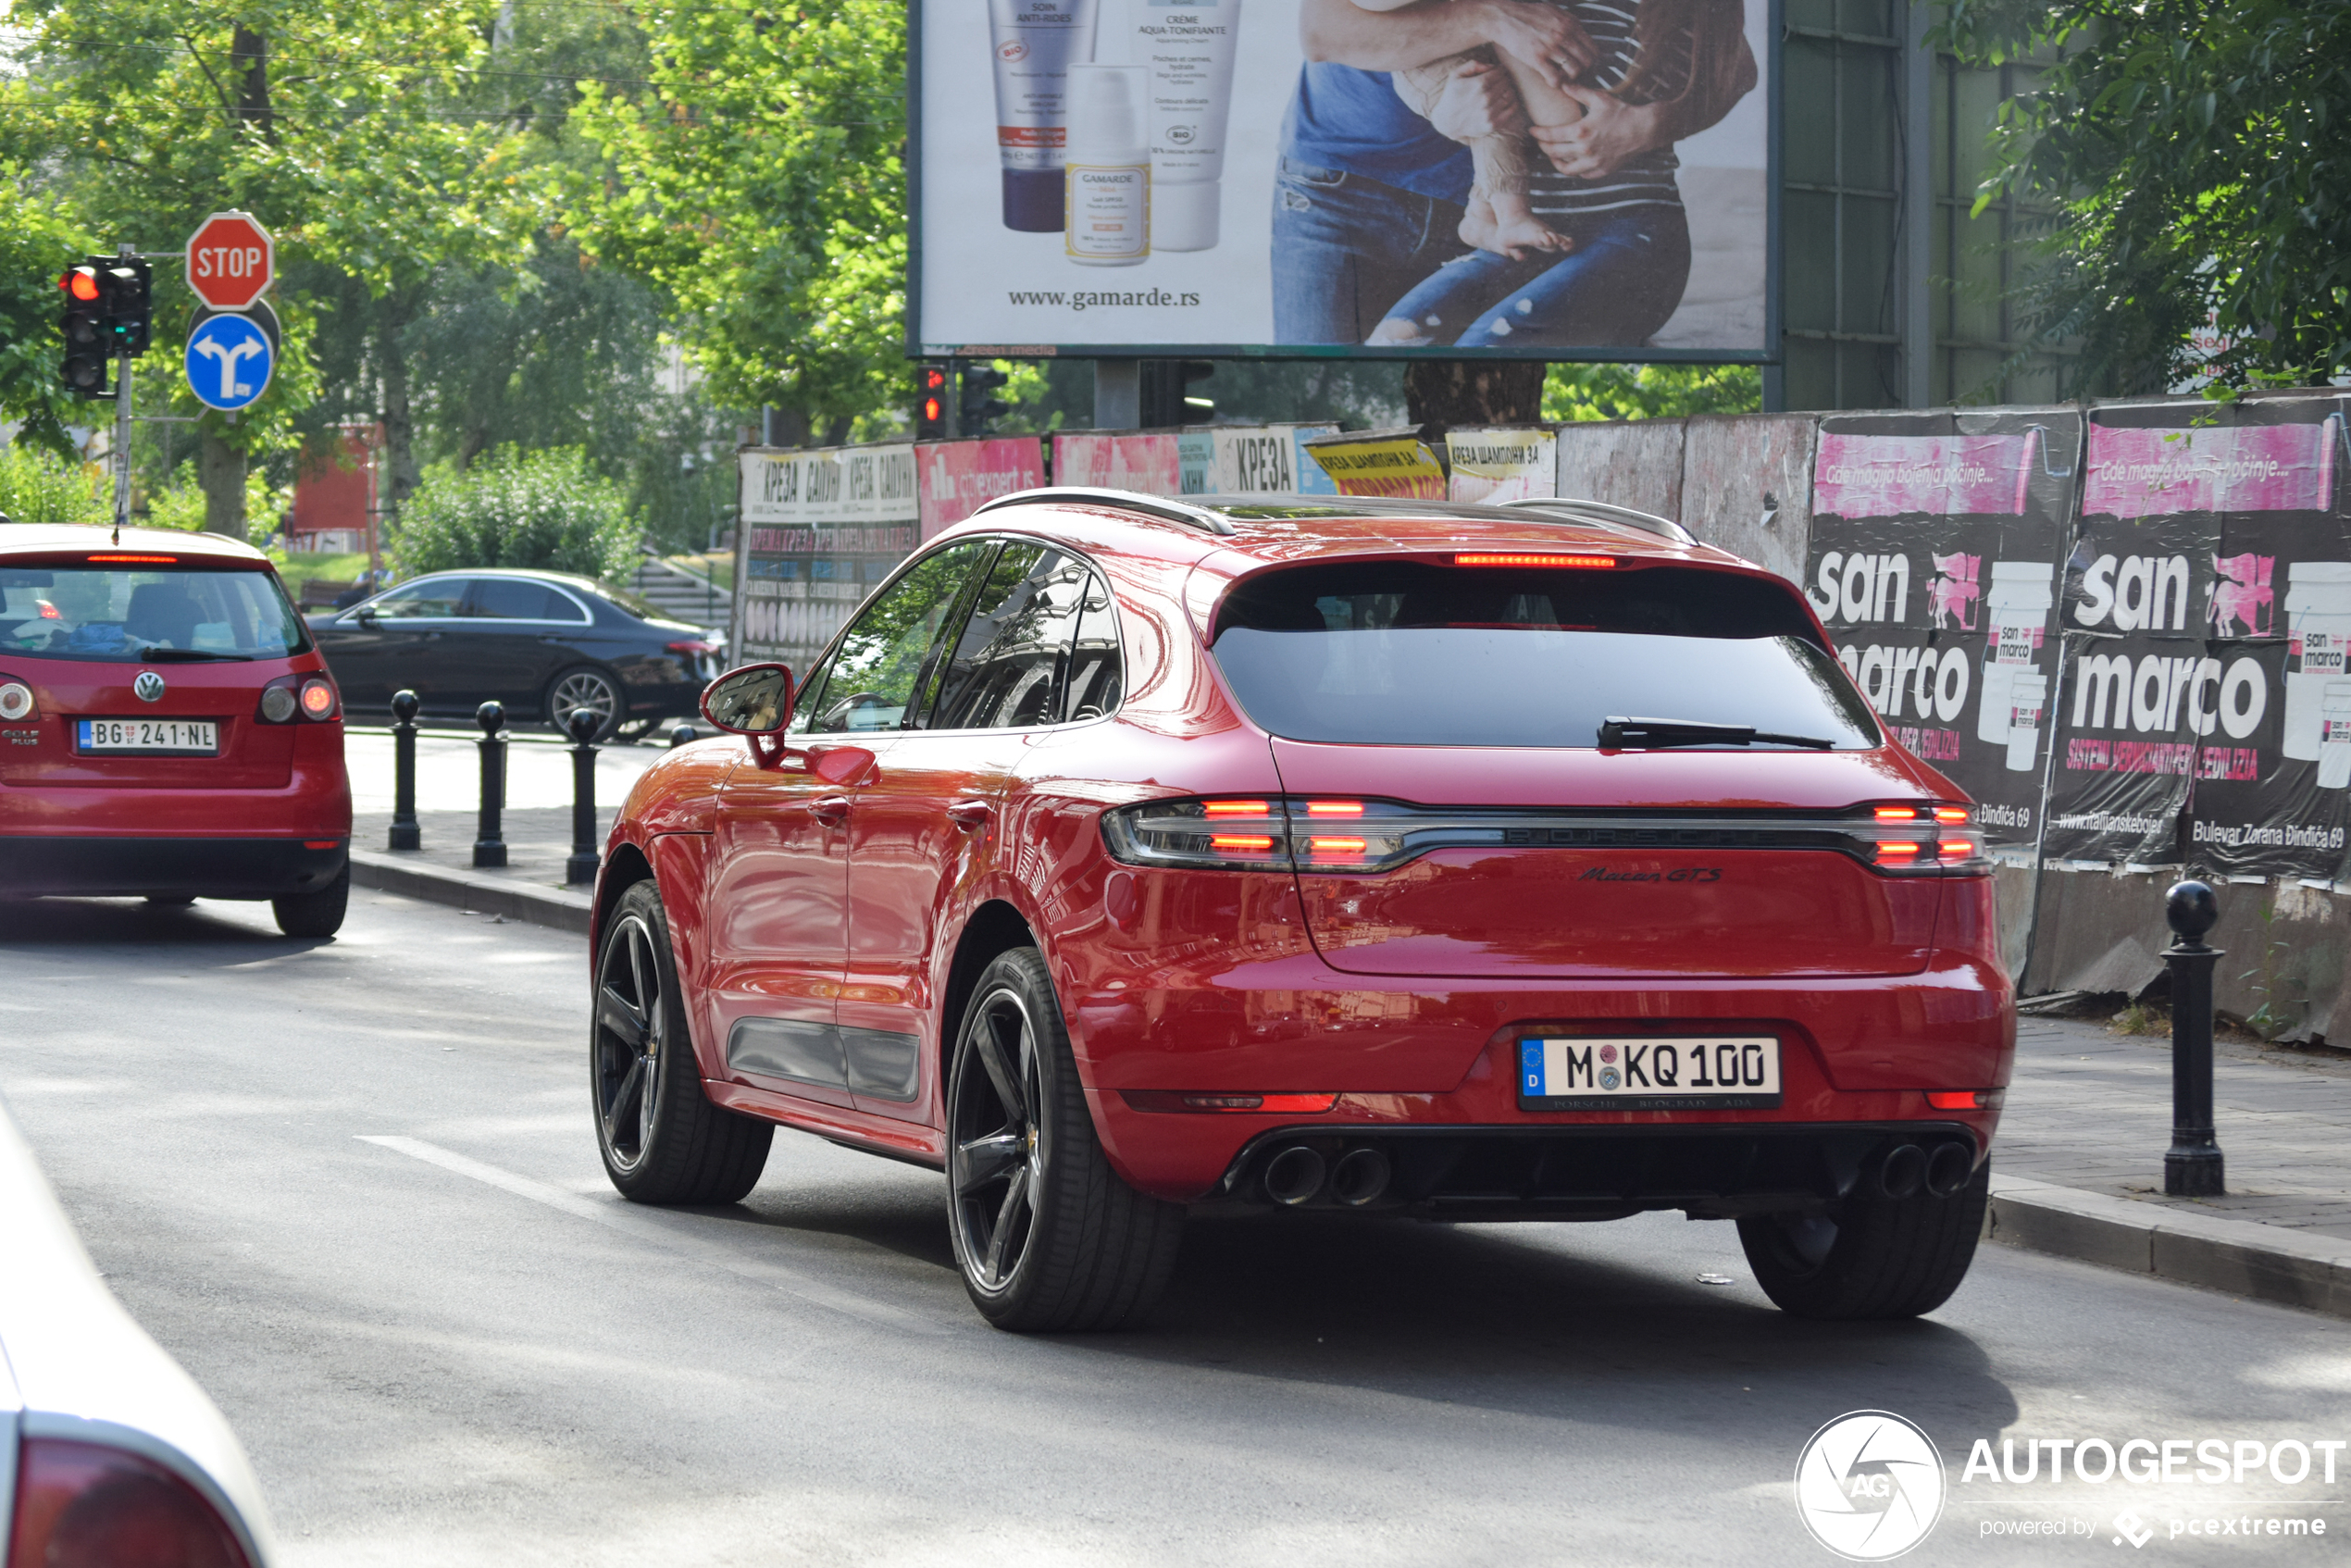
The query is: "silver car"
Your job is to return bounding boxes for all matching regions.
[0,1098,276,1566]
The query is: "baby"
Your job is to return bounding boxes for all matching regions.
[1360,0,1590,260]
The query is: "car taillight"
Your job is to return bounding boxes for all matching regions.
[1103,799,1422,872]
[0,679,33,721]
[256,675,340,723]
[299,677,338,719]
[1855,803,1985,876]
[6,1437,255,1568]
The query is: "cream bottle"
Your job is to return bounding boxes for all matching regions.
[1064,65,1151,266]
[989,0,1101,232]
[1129,0,1241,250]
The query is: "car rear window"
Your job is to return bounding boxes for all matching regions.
[1209,560,1879,749]
[0,566,308,663]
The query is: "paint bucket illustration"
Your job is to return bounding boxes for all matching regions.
[1978,562,2054,748]
[2006,670,2046,773]
[2283,563,2351,761]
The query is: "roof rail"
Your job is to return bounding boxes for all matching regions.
[1498,496,1696,546]
[974,487,1237,537]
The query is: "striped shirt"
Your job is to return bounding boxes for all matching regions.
[1527,0,1686,218]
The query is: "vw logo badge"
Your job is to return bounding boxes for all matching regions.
[1794,1410,1945,1560]
[133,670,166,703]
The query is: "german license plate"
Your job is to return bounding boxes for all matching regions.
[76,717,218,754]
[1519,1035,1782,1111]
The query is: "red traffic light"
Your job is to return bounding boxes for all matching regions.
[62,268,100,303]
[922,395,944,421]
[922,367,949,392]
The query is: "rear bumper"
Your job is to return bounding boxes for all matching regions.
[0,837,348,900]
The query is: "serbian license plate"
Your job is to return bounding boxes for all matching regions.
[1519,1035,1782,1111]
[76,717,218,754]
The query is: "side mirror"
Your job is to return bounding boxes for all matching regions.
[701,662,794,736]
[355,605,377,625]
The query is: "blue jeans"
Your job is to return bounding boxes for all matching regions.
[1377,205,1692,349]
[1271,157,1473,345]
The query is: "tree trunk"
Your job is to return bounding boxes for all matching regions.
[199,428,246,540]
[379,289,422,518]
[231,25,272,143]
[766,407,815,448]
[1402,361,1547,425]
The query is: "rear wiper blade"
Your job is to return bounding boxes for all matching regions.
[1598,716,1834,751]
[134,646,254,662]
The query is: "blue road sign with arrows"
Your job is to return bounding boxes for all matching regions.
[184,312,273,411]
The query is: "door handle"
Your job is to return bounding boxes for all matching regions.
[811,794,852,827]
[947,800,992,832]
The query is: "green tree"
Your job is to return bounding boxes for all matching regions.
[565,0,907,437]
[1543,364,1762,422]
[0,445,107,526]
[0,162,98,457]
[1,0,539,534]
[1936,0,2351,392]
[392,444,642,580]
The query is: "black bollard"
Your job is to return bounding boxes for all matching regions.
[669,722,698,749]
[473,701,507,869]
[566,705,601,886]
[2161,879,2226,1197]
[388,690,421,851]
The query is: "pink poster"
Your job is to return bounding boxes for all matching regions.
[917,437,1046,538]
[1813,432,2042,518]
[1050,432,1181,497]
[2083,419,2337,518]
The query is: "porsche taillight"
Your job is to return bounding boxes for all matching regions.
[6,1437,255,1568]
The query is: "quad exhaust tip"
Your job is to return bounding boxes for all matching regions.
[1331,1146,1391,1207]
[1923,1139,1973,1199]
[1263,1145,1327,1206]
[1878,1142,1926,1201]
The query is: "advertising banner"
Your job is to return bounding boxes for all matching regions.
[917,436,1049,537]
[2051,397,2351,877]
[1212,423,1337,494]
[735,444,922,676]
[913,0,1772,359]
[1447,427,1558,504]
[1804,408,2083,848]
[1302,428,1448,499]
[1051,429,1181,494]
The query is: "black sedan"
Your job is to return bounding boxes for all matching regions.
[306,567,718,740]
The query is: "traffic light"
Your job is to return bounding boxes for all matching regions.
[97,256,152,357]
[915,361,952,440]
[959,363,1010,434]
[58,265,110,399]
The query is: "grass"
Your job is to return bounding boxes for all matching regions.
[270,551,374,600]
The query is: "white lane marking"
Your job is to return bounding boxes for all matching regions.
[357,1135,952,1337]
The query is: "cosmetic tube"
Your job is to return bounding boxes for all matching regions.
[1064,65,1151,265]
[1130,0,1240,250]
[989,0,1101,232]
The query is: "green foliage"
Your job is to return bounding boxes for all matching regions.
[141,463,279,533]
[1543,364,1763,422]
[566,0,908,427]
[1935,0,2351,392]
[0,163,96,457]
[392,446,641,581]
[0,445,106,527]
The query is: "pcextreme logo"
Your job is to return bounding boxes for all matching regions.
[1796,1411,1947,1561]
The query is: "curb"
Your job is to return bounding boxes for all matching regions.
[1986,1173,2351,1320]
[349,848,592,936]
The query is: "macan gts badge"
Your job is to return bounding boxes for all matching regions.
[587,490,2014,1332]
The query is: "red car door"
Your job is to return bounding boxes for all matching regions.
[843,542,1095,1121]
[704,542,990,1107]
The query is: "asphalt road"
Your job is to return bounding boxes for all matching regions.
[5,888,2347,1566]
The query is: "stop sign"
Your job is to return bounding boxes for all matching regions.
[185,211,274,311]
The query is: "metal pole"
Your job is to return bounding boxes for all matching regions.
[2161,879,2226,1197]
[389,690,421,850]
[473,701,507,869]
[565,705,600,886]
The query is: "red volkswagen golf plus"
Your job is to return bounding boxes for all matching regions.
[593,491,2012,1331]
[0,526,352,936]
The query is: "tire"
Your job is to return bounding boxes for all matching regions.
[946,947,1183,1332]
[1736,1155,1990,1320]
[545,666,626,742]
[593,879,772,1203]
[272,864,349,938]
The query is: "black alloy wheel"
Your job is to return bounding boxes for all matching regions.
[547,666,625,741]
[945,947,1183,1331]
[591,880,772,1202]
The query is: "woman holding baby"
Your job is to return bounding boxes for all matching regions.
[1272,0,1755,350]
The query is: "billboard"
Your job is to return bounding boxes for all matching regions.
[735,444,922,675]
[913,0,1773,359]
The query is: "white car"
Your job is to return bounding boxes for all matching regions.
[0,1098,276,1566]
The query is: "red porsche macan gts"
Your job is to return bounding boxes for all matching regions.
[591,490,2012,1331]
